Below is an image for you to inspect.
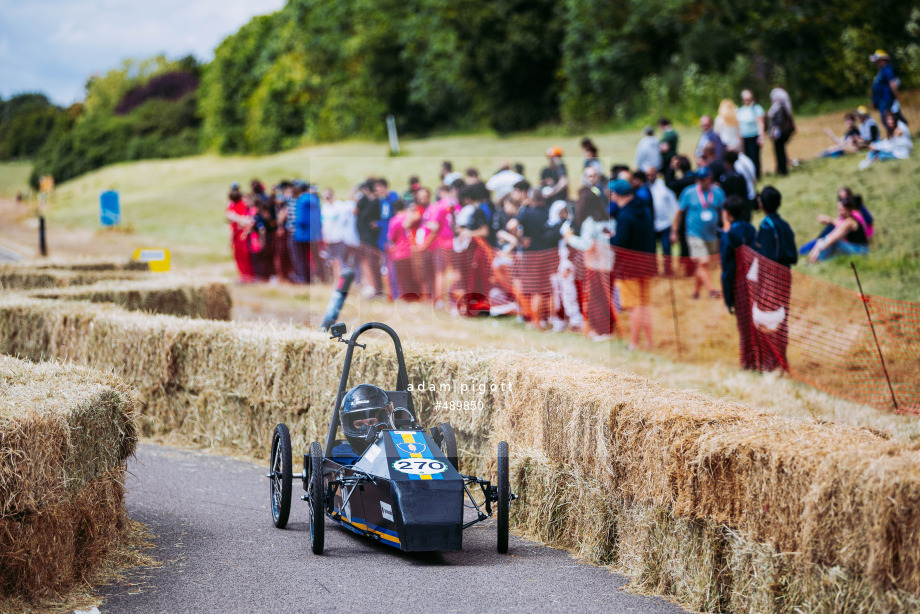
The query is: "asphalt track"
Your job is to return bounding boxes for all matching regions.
[98,444,685,613]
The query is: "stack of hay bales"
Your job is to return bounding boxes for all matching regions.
[2,295,920,610]
[0,355,139,600]
[26,277,232,320]
[0,259,150,291]
[0,259,231,321]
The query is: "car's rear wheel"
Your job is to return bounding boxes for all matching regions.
[497,440,509,554]
[439,422,459,473]
[308,441,325,555]
[269,424,292,529]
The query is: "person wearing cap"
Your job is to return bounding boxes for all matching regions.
[671,167,725,300]
[870,50,902,124]
[855,106,880,148]
[634,126,662,173]
[540,146,569,204]
[609,179,656,350]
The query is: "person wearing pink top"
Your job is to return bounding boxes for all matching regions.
[414,186,455,307]
[387,200,421,300]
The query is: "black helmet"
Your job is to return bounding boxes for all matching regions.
[340,384,393,452]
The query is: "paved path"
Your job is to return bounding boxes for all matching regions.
[98,444,685,613]
[0,243,22,262]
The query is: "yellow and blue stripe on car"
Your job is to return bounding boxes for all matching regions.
[390,431,444,481]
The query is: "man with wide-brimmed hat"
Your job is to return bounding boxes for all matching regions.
[870,49,903,124]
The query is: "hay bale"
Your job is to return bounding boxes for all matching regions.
[0,355,138,601]
[0,267,150,291]
[27,277,232,320]
[3,257,149,272]
[0,355,139,516]
[6,296,920,606]
[0,471,125,599]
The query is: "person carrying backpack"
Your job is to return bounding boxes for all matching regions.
[768,88,796,176]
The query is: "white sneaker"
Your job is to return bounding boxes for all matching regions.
[857,159,872,171]
[588,332,612,342]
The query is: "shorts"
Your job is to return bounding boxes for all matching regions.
[616,278,651,309]
[687,236,720,261]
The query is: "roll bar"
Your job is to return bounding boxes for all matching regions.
[323,322,413,456]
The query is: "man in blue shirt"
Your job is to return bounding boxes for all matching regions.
[720,196,757,369]
[610,179,656,350]
[695,115,724,166]
[751,186,797,372]
[373,178,398,252]
[292,183,324,283]
[671,167,725,300]
[720,196,756,314]
[870,50,902,124]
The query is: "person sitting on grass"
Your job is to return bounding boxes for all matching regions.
[820,113,861,157]
[858,113,913,169]
[802,194,870,262]
[800,187,874,256]
[855,106,880,148]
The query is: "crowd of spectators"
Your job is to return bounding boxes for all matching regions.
[223,62,908,353]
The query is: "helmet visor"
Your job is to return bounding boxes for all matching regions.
[343,404,392,437]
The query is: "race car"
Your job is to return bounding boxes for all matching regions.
[266,321,515,554]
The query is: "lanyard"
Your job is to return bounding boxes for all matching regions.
[696,185,714,208]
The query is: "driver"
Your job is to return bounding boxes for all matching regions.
[332,384,394,463]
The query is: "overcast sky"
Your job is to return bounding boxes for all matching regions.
[0,0,286,105]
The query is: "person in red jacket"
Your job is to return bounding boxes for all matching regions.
[226,182,255,282]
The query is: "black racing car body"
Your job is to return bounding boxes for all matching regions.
[325,427,464,551]
[268,321,513,555]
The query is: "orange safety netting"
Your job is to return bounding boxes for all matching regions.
[275,236,919,414]
[735,245,920,414]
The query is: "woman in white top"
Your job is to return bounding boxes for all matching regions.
[563,186,615,340]
[859,113,913,168]
[737,89,766,178]
[714,99,742,152]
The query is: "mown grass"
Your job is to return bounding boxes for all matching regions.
[0,104,917,297]
[767,153,920,301]
[0,162,31,198]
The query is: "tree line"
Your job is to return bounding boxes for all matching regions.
[7,0,918,187]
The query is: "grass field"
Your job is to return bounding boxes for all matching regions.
[0,104,918,438]
[0,162,31,198]
[3,104,918,299]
